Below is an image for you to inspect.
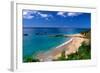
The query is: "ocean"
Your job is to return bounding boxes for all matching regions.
[23,28,90,58]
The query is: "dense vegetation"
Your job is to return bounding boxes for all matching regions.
[57,49,67,60]
[80,30,91,39]
[56,42,91,61]
[67,42,91,60]
[56,30,91,61]
[23,56,40,62]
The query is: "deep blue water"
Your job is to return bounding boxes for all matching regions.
[23,28,90,58]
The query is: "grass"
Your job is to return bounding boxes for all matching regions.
[56,42,91,61]
[23,56,40,62]
[57,49,67,60]
[67,42,91,60]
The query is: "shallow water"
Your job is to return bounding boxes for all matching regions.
[23,28,90,58]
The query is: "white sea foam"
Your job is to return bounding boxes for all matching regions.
[55,38,73,49]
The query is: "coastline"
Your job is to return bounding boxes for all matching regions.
[37,33,87,61]
[53,38,73,49]
[36,38,72,61]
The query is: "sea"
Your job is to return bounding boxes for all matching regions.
[23,28,90,58]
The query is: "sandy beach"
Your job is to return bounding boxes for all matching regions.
[37,34,89,61]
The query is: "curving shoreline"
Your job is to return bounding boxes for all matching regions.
[36,33,87,62]
[54,38,73,49]
[36,38,73,61]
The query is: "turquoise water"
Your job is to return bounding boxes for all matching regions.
[23,28,90,58]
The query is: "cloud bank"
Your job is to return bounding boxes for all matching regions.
[23,10,83,20]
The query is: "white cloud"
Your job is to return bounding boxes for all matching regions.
[67,12,82,17]
[23,15,34,19]
[57,12,67,17]
[23,10,53,20]
[23,10,83,19]
[37,12,53,20]
[37,12,49,18]
[23,10,35,19]
[57,12,82,17]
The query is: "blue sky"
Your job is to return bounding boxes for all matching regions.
[23,9,91,28]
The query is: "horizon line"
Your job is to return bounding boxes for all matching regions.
[23,27,91,29]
